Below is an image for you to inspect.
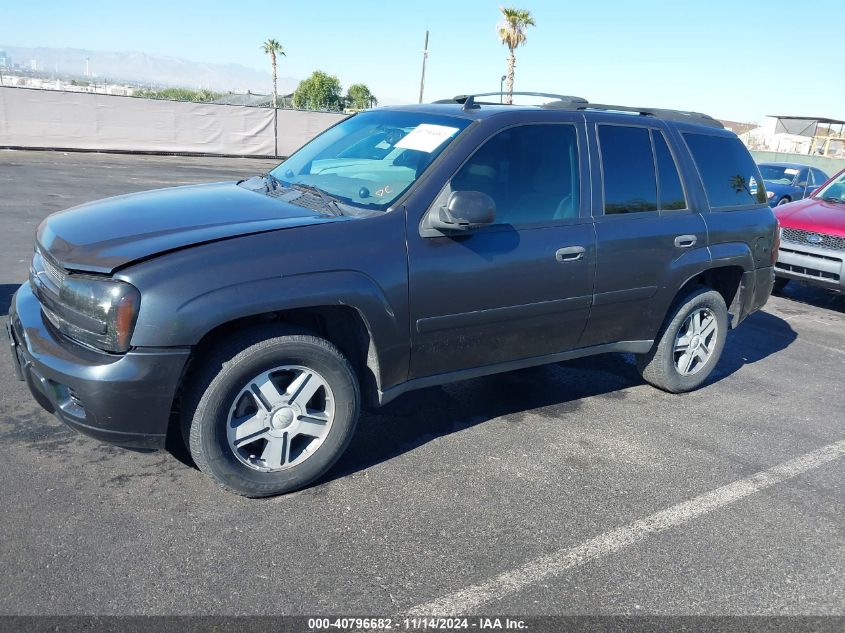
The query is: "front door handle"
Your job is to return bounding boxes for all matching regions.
[674,235,698,248]
[555,246,586,262]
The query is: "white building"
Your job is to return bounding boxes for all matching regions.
[741,116,845,158]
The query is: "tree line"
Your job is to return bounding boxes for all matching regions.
[262,39,375,112]
[136,4,535,111]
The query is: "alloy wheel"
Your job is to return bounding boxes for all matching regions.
[673,308,718,376]
[226,365,335,472]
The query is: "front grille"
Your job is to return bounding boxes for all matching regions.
[33,248,68,289]
[779,246,843,263]
[775,262,840,282]
[41,253,67,286]
[781,227,845,251]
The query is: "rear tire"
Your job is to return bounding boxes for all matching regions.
[637,287,728,393]
[182,326,360,497]
[776,197,791,206]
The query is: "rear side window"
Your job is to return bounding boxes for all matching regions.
[599,126,657,214]
[684,133,767,207]
[811,169,828,186]
[653,132,687,210]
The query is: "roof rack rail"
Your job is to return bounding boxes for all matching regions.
[434,92,589,111]
[431,92,722,128]
[544,101,723,129]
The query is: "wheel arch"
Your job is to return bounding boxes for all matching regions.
[187,303,383,409]
[674,265,745,322]
[154,270,408,430]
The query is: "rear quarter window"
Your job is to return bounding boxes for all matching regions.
[684,133,767,208]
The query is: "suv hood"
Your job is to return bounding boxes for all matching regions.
[774,197,845,237]
[37,181,338,273]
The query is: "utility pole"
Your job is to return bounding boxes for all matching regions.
[418,30,429,104]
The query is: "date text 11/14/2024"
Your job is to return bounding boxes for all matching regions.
[307,617,528,630]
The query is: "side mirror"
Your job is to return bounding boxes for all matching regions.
[427,190,496,233]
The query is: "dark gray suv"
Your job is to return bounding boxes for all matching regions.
[6,92,778,497]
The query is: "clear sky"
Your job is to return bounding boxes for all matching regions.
[4,0,843,122]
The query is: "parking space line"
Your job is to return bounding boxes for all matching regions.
[407,439,845,616]
[796,337,845,357]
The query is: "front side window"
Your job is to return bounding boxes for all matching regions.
[684,133,767,207]
[449,124,580,226]
[271,111,470,210]
[599,125,658,214]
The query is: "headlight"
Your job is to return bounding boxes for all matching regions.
[31,250,140,353]
[766,191,775,199]
[57,276,141,353]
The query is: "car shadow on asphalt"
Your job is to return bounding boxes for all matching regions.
[320,309,797,486]
[0,284,20,316]
[775,283,844,314]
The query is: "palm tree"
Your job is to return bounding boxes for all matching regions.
[497,7,535,104]
[261,39,286,108]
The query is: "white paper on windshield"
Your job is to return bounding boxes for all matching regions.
[784,168,799,175]
[395,124,460,153]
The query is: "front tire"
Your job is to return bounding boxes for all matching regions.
[183,327,360,497]
[776,197,791,206]
[637,287,728,393]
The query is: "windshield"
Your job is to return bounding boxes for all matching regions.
[270,110,471,210]
[758,164,800,184]
[814,171,845,203]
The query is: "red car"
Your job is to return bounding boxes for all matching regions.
[773,167,845,293]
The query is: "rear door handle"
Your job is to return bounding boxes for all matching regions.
[555,246,586,262]
[674,235,697,248]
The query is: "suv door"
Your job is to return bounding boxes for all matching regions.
[579,116,709,347]
[406,118,595,379]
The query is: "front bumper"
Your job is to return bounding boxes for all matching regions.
[775,240,844,293]
[7,283,190,449]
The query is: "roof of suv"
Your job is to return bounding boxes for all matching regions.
[384,92,725,130]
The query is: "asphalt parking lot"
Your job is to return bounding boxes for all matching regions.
[0,150,843,618]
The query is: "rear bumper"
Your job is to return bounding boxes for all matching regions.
[7,283,189,449]
[775,242,844,293]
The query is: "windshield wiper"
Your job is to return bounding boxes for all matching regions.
[264,172,284,191]
[293,183,344,216]
[822,196,845,205]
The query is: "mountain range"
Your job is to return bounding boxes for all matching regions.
[1,45,299,94]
